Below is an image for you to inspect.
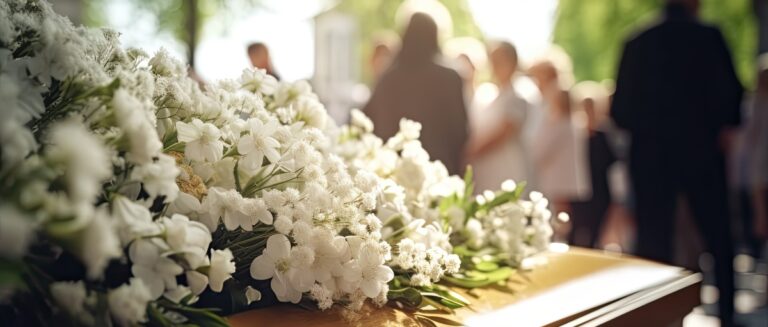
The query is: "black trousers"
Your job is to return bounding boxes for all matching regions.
[569,199,610,248]
[631,156,735,325]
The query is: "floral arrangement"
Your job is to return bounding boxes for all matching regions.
[0,1,558,325]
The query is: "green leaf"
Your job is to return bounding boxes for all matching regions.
[164,142,186,153]
[0,259,24,287]
[462,165,474,202]
[474,261,499,272]
[481,181,527,211]
[387,287,423,309]
[162,128,178,149]
[420,284,471,307]
[420,292,465,309]
[442,267,515,289]
[233,159,242,193]
[154,299,230,327]
[420,296,454,313]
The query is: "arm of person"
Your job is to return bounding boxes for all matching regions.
[466,118,520,162]
[466,92,526,161]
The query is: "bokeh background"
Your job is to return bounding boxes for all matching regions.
[50,0,762,118]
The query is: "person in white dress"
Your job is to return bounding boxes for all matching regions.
[465,42,539,192]
[528,59,591,213]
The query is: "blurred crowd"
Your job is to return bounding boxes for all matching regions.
[362,12,639,251]
[247,1,766,325]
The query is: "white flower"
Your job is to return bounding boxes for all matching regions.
[341,241,394,298]
[186,270,209,295]
[349,109,373,133]
[273,215,293,235]
[0,204,36,259]
[398,119,422,141]
[245,286,262,305]
[149,48,186,77]
[273,80,312,107]
[50,281,92,323]
[294,97,327,129]
[237,118,281,170]
[164,285,193,304]
[129,238,184,299]
[0,118,37,169]
[201,187,261,231]
[501,179,517,192]
[241,197,273,226]
[250,234,302,303]
[445,205,466,230]
[465,218,485,249]
[131,153,180,202]
[240,68,277,95]
[288,246,315,291]
[108,277,152,326]
[111,195,159,245]
[208,249,236,292]
[46,119,112,204]
[79,208,122,279]
[176,119,224,162]
[113,89,162,165]
[443,254,461,274]
[310,284,333,310]
[394,157,427,194]
[160,214,212,269]
[529,191,543,203]
[167,191,202,217]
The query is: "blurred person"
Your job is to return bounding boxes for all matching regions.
[569,82,617,248]
[247,42,280,80]
[363,13,468,175]
[611,0,743,325]
[465,41,538,192]
[370,33,399,84]
[454,54,477,104]
[746,55,768,241]
[444,37,487,106]
[529,59,591,215]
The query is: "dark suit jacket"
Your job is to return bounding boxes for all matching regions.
[611,5,743,173]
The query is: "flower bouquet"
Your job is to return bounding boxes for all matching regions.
[0,1,560,325]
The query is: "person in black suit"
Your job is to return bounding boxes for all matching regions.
[611,0,743,325]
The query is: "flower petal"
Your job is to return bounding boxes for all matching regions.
[266,234,291,259]
[360,278,381,298]
[376,265,394,282]
[250,255,275,280]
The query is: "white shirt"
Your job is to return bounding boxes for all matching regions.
[468,77,539,193]
[530,106,591,201]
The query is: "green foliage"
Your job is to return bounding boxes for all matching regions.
[554,0,758,88]
[388,276,471,312]
[441,245,516,289]
[83,0,265,65]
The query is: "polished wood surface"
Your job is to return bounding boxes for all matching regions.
[227,247,701,327]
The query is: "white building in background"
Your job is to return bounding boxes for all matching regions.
[313,8,360,125]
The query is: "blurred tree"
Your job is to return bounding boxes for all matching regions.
[554,0,758,89]
[84,0,263,68]
[336,0,484,84]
